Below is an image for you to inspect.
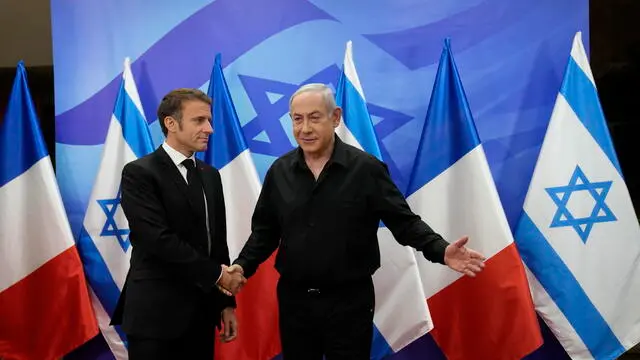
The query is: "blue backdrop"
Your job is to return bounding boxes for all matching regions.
[51,1,588,358]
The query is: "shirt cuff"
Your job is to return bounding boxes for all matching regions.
[423,236,449,264]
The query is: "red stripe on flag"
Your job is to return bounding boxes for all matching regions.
[427,244,542,360]
[0,246,98,360]
[215,253,281,360]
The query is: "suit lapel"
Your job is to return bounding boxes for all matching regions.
[154,147,195,212]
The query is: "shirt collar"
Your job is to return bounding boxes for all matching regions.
[291,134,348,170]
[162,142,195,168]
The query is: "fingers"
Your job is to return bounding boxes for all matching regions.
[218,267,247,296]
[217,285,232,296]
[468,249,486,261]
[224,321,232,341]
[220,327,237,342]
[228,271,247,294]
[469,258,485,268]
[466,262,484,273]
[220,327,231,342]
[461,259,485,277]
[227,319,238,341]
[220,310,238,343]
[463,268,477,277]
[454,236,469,248]
[226,264,244,275]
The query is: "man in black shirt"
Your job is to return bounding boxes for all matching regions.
[228,83,485,359]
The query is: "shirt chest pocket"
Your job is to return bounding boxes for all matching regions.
[335,196,368,226]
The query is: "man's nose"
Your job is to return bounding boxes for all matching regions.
[301,119,312,132]
[203,121,214,134]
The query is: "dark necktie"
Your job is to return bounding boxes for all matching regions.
[181,159,208,233]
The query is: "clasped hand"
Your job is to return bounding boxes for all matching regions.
[217,264,246,296]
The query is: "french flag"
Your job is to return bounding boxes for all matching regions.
[0,61,98,359]
[335,40,434,359]
[406,40,543,360]
[198,54,281,360]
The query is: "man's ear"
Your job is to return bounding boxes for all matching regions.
[164,116,177,133]
[332,107,342,128]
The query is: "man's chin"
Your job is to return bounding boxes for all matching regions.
[299,144,320,154]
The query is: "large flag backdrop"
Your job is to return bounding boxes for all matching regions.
[52,1,589,359]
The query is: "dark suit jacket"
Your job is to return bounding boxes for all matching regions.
[110,146,235,339]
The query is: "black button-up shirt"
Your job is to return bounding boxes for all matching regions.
[235,136,448,287]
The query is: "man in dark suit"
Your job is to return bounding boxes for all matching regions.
[111,88,246,359]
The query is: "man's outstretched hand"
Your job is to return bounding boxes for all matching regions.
[444,236,486,277]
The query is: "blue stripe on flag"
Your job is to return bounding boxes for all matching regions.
[77,227,128,344]
[371,325,394,360]
[197,53,248,168]
[514,212,625,359]
[0,61,49,187]
[335,72,383,161]
[113,82,155,159]
[559,58,621,175]
[407,39,480,195]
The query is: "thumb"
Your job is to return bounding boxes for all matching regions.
[454,236,469,248]
[228,264,244,274]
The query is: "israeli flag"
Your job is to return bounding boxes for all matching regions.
[515,32,640,359]
[76,58,155,359]
[335,40,433,359]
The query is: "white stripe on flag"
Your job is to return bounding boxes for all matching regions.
[570,33,595,85]
[123,58,145,118]
[523,265,591,359]
[375,227,433,350]
[0,157,73,292]
[219,150,262,261]
[82,116,137,290]
[335,121,364,152]
[408,146,513,297]
[343,41,366,100]
[88,288,128,360]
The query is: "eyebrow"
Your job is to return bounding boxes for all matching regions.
[292,111,321,117]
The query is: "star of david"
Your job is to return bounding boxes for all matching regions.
[545,165,617,243]
[238,64,413,180]
[97,188,130,252]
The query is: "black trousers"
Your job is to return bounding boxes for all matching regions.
[277,277,375,360]
[126,308,215,360]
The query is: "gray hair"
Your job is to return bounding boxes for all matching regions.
[289,83,337,114]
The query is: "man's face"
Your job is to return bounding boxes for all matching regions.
[290,92,341,156]
[165,100,213,153]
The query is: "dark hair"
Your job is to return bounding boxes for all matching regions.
[157,88,212,136]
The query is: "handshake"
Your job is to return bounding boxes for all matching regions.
[217,264,246,296]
